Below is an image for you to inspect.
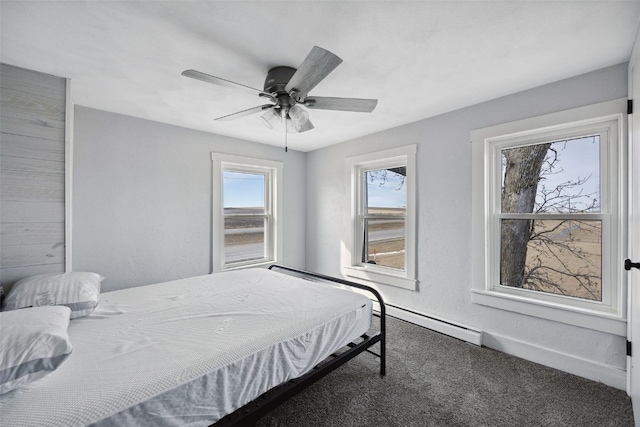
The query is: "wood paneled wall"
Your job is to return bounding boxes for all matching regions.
[1,64,67,291]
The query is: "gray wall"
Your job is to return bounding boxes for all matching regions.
[304,63,628,385]
[0,64,66,290]
[72,106,306,291]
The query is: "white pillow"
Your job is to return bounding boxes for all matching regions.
[2,272,103,319]
[0,305,73,394]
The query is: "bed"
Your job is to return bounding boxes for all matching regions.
[0,264,386,426]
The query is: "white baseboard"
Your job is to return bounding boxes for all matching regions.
[372,301,625,390]
[482,332,626,390]
[372,301,483,346]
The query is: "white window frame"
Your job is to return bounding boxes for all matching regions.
[211,153,283,271]
[343,145,417,290]
[471,99,627,336]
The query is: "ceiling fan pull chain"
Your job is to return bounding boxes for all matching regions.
[285,120,288,153]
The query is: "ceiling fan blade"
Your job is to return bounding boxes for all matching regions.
[304,97,378,113]
[284,46,343,100]
[182,69,264,94]
[215,104,274,121]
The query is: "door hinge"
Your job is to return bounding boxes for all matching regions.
[628,99,633,115]
[628,340,632,357]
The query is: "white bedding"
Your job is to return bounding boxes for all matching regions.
[0,268,372,427]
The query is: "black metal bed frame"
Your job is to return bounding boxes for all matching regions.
[213,264,386,426]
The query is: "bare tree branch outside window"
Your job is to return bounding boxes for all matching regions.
[500,136,602,301]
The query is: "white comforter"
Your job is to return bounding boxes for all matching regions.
[0,268,371,427]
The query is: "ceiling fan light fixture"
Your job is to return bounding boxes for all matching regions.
[260,108,281,130]
[286,119,299,134]
[288,104,309,131]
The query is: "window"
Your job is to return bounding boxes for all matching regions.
[223,170,269,265]
[344,145,417,290]
[499,137,602,301]
[211,153,282,271]
[361,167,407,270]
[471,99,626,335]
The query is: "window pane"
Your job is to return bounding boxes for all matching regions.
[363,218,405,270]
[500,219,602,301]
[365,167,406,215]
[501,136,600,214]
[223,171,266,212]
[224,217,266,264]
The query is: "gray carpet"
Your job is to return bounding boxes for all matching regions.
[256,316,634,426]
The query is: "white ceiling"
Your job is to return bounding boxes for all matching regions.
[2,1,640,152]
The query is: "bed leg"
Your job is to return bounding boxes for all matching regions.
[379,305,386,377]
[380,340,386,377]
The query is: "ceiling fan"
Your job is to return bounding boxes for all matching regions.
[181,46,378,136]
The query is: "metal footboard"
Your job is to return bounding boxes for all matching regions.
[214,264,386,426]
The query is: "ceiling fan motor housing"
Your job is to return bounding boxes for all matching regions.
[264,66,297,94]
[264,66,299,117]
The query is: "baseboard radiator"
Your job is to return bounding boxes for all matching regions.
[371,301,483,346]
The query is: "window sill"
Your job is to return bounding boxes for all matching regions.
[222,260,274,272]
[471,289,626,336]
[343,266,417,290]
